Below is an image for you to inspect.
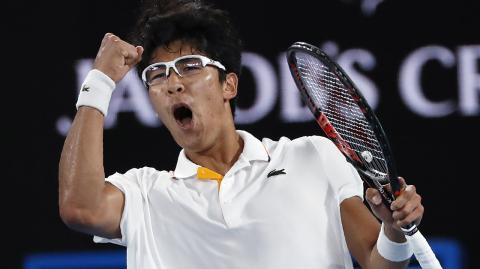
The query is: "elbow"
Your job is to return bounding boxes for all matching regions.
[59,205,96,232]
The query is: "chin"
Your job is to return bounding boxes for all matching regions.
[171,130,201,150]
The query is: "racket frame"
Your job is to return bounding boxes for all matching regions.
[286,41,443,269]
[286,42,401,203]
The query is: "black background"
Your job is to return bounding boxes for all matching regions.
[6,0,478,268]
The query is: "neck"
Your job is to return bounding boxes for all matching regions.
[185,127,244,176]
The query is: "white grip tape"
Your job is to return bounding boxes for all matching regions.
[76,69,116,116]
[377,223,414,262]
[405,229,443,269]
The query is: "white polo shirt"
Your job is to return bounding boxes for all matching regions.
[94,130,364,269]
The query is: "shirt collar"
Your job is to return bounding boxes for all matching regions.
[173,130,270,179]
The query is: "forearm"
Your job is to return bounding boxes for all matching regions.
[59,107,106,215]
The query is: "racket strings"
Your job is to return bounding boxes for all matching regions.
[302,63,374,137]
[296,54,387,177]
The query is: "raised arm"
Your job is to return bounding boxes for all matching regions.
[58,33,143,239]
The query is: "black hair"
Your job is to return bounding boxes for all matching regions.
[129,0,243,117]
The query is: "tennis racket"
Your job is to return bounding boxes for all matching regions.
[286,41,442,269]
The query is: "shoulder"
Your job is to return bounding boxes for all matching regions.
[123,166,170,178]
[261,135,336,155]
[110,166,170,180]
[107,166,172,191]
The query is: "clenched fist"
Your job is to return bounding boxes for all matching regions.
[93,33,144,82]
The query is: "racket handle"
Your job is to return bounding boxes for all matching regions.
[402,225,443,269]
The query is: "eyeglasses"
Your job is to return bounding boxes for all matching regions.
[141,54,226,87]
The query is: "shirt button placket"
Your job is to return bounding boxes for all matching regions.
[219,177,233,226]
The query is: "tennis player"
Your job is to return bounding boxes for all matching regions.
[59,0,424,268]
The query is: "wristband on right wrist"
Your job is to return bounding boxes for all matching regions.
[376,223,413,262]
[75,69,116,117]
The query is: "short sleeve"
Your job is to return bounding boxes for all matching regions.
[93,168,146,246]
[308,136,364,203]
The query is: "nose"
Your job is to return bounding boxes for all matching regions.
[166,68,185,95]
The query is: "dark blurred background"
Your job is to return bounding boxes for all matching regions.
[6,0,477,268]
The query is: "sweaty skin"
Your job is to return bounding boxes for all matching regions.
[148,40,241,175]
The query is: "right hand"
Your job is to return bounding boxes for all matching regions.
[93,33,144,82]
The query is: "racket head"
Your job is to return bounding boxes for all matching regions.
[286,42,401,196]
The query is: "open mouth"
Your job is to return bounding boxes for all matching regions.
[173,103,193,128]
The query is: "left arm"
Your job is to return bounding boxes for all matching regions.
[341,178,423,269]
[341,197,409,269]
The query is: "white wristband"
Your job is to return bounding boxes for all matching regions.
[377,223,413,262]
[76,69,116,116]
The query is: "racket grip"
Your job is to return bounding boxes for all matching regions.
[402,225,443,269]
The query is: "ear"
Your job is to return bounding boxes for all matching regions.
[222,72,238,100]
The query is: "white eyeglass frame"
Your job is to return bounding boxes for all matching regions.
[141,54,226,87]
